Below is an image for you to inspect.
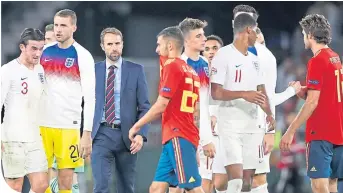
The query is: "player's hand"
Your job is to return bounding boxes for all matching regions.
[1,142,4,153]
[130,135,144,154]
[296,86,308,100]
[202,142,216,158]
[266,115,276,132]
[280,130,295,152]
[263,133,275,155]
[242,91,266,105]
[128,126,140,142]
[80,131,92,159]
[210,116,217,131]
[289,81,301,94]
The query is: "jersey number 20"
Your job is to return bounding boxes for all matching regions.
[335,69,343,102]
[180,77,200,113]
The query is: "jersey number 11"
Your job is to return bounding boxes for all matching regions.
[335,69,343,102]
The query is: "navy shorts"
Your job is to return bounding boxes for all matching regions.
[153,137,201,190]
[306,140,343,179]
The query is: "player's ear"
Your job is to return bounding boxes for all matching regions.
[167,41,173,51]
[72,25,77,33]
[19,43,26,52]
[100,43,105,51]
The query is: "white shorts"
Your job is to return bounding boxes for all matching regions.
[255,152,271,174]
[2,140,48,178]
[213,132,264,172]
[198,136,220,180]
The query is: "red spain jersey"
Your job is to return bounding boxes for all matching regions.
[305,48,343,145]
[159,56,200,147]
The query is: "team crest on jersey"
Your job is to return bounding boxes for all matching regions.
[65,58,75,68]
[203,67,210,77]
[253,61,259,71]
[38,73,44,84]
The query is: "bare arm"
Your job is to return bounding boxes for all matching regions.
[286,90,320,134]
[258,84,273,116]
[211,83,246,101]
[132,95,170,130]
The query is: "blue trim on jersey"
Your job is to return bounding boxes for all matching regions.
[248,46,258,56]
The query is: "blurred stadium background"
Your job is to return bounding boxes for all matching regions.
[1,1,343,193]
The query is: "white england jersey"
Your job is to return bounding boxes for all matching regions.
[252,43,296,131]
[1,59,45,142]
[39,42,95,131]
[211,44,264,133]
[181,54,213,146]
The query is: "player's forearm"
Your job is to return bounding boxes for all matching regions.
[212,88,245,101]
[134,102,166,129]
[288,100,318,134]
[259,85,273,116]
[274,86,296,106]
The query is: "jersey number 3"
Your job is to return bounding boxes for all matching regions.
[180,78,200,113]
[335,69,343,102]
[21,82,28,95]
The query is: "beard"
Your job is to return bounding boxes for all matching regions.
[107,52,121,62]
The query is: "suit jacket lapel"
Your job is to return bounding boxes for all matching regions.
[99,60,106,106]
[121,59,128,95]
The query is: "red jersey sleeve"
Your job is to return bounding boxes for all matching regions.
[306,57,324,90]
[159,61,184,99]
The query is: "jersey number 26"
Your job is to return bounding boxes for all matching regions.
[180,77,200,113]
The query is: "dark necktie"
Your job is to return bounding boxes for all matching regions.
[105,65,116,123]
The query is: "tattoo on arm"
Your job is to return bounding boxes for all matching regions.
[193,102,200,128]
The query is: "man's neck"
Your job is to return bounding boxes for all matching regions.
[184,48,200,61]
[167,51,181,59]
[18,54,34,70]
[58,37,74,49]
[311,43,328,57]
[233,37,249,56]
[106,57,119,66]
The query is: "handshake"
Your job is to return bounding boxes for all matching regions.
[289,81,308,99]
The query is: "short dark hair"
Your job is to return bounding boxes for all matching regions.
[19,28,45,46]
[206,35,224,47]
[100,27,123,44]
[55,9,77,25]
[233,4,259,21]
[299,14,332,45]
[233,13,257,35]
[178,18,207,36]
[45,24,54,32]
[157,26,184,51]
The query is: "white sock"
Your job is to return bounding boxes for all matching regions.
[227,179,243,193]
[251,183,269,193]
[216,189,226,193]
[29,190,36,193]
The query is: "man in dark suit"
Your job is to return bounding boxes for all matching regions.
[91,27,151,193]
